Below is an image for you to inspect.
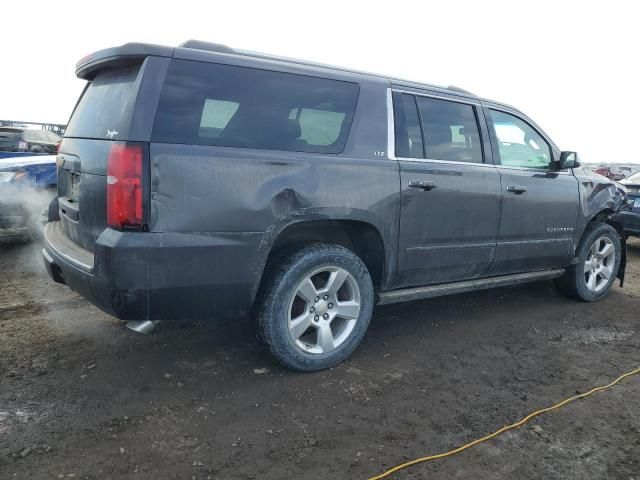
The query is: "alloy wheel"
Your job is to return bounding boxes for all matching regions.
[584,236,616,292]
[287,266,361,354]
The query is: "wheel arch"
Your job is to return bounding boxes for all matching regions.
[580,208,624,242]
[576,208,626,286]
[250,213,390,305]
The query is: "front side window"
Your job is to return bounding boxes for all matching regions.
[417,97,483,163]
[153,60,359,154]
[490,110,551,169]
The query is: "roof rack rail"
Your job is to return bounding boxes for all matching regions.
[179,40,234,54]
[447,85,475,96]
[179,40,475,98]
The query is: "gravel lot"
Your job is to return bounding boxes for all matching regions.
[1,239,639,479]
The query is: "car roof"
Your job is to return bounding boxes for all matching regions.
[75,40,545,144]
[77,40,482,100]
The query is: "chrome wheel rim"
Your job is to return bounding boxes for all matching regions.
[584,236,616,292]
[287,266,361,354]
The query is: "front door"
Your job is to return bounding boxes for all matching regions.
[393,91,501,288]
[485,108,580,275]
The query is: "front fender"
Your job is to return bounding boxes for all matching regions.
[573,167,626,242]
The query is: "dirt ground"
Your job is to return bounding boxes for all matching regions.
[1,239,639,480]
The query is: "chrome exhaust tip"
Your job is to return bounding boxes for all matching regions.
[126,320,160,335]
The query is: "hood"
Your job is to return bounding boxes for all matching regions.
[620,176,640,188]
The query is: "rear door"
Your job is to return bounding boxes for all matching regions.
[484,107,579,274]
[57,56,168,252]
[393,90,501,288]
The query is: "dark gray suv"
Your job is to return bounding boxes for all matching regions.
[43,40,627,371]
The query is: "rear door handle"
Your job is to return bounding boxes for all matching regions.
[506,185,528,194]
[408,180,437,191]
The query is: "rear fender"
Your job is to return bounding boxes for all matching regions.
[250,208,395,302]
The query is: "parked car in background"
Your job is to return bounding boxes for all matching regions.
[618,171,640,237]
[616,166,635,178]
[43,40,627,371]
[592,165,626,181]
[0,127,61,154]
[0,155,57,242]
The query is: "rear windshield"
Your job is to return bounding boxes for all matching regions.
[0,128,23,138]
[65,64,142,140]
[152,59,359,154]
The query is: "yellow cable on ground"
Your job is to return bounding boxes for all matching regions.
[367,366,640,480]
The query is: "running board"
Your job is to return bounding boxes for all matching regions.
[377,269,565,305]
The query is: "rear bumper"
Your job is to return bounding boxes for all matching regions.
[42,221,264,321]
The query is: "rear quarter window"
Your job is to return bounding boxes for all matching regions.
[152,59,359,154]
[65,63,142,140]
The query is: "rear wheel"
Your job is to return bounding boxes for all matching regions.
[556,223,621,301]
[255,244,374,371]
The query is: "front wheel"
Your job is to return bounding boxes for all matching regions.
[556,223,621,302]
[255,244,374,372]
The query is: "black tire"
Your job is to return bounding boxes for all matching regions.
[255,243,374,372]
[555,223,621,302]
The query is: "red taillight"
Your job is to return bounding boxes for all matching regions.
[107,143,143,230]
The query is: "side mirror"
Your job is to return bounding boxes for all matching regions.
[554,151,580,170]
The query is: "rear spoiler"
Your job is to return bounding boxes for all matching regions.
[75,43,174,80]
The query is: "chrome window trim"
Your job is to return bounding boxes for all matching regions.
[395,156,496,168]
[496,165,572,175]
[391,88,481,106]
[386,88,396,160]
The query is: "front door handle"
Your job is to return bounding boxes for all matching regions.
[506,185,528,194]
[409,180,437,191]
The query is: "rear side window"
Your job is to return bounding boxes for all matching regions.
[392,92,424,158]
[417,97,483,163]
[152,59,359,154]
[289,108,346,147]
[65,64,142,140]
